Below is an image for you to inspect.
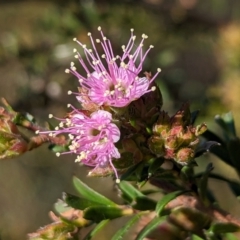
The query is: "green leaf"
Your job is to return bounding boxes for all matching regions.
[54,199,72,215]
[120,161,145,181]
[136,216,167,240]
[118,181,144,203]
[198,163,213,206]
[180,165,194,182]
[113,152,135,169]
[229,182,240,198]
[83,219,109,240]
[190,110,200,125]
[194,141,219,158]
[83,205,131,223]
[228,137,240,172]
[202,129,225,145]
[148,157,164,176]
[48,143,69,153]
[64,193,102,210]
[14,112,36,125]
[222,112,237,136]
[206,234,221,240]
[201,130,236,167]
[73,176,116,206]
[46,121,55,131]
[112,212,145,240]
[209,222,240,234]
[215,112,236,139]
[191,234,205,240]
[206,189,217,203]
[135,162,146,181]
[171,207,211,232]
[140,189,160,195]
[195,173,240,198]
[195,172,226,181]
[133,196,157,210]
[224,233,239,240]
[155,190,188,216]
[136,180,148,189]
[210,145,232,166]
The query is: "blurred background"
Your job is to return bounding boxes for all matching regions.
[1,0,240,239]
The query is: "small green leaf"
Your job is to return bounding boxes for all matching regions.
[136,216,167,240]
[120,161,145,181]
[114,152,135,169]
[14,112,36,125]
[140,189,160,195]
[83,219,109,240]
[148,157,164,176]
[222,112,237,137]
[136,180,148,189]
[118,181,144,203]
[195,173,240,198]
[228,137,240,172]
[190,110,200,125]
[201,130,236,166]
[64,193,102,210]
[229,182,240,198]
[180,165,194,182]
[224,233,239,240]
[202,129,225,145]
[133,196,157,210]
[209,222,240,234]
[155,190,188,216]
[73,177,116,206]
[112,212,145,240]
[46,121,55,131]
[210,145,232,166]
[49,143,69,153]
[198,163,213,206]
[191,234,205,240]
[171,207,210,232]
[194,141,219,158]
[54,199,72,215]
[215,112,236,138]
[83,206,131,222]
[135,162,146,181]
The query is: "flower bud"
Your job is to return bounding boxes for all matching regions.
[148,136,165,155]
[0,107,28,159]
[170,102,191,127]
[153,111,170,135]
[195,123,207,136]
[176,148,195,164]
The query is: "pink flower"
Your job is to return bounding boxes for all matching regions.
[66,27,161,107]
[41,110,121,180]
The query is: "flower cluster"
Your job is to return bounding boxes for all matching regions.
[148,104,207,165]
[40,27,160,182]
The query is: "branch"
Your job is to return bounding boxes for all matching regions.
[150,177,240,228]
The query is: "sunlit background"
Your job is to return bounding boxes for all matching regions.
[1,0,240,239]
